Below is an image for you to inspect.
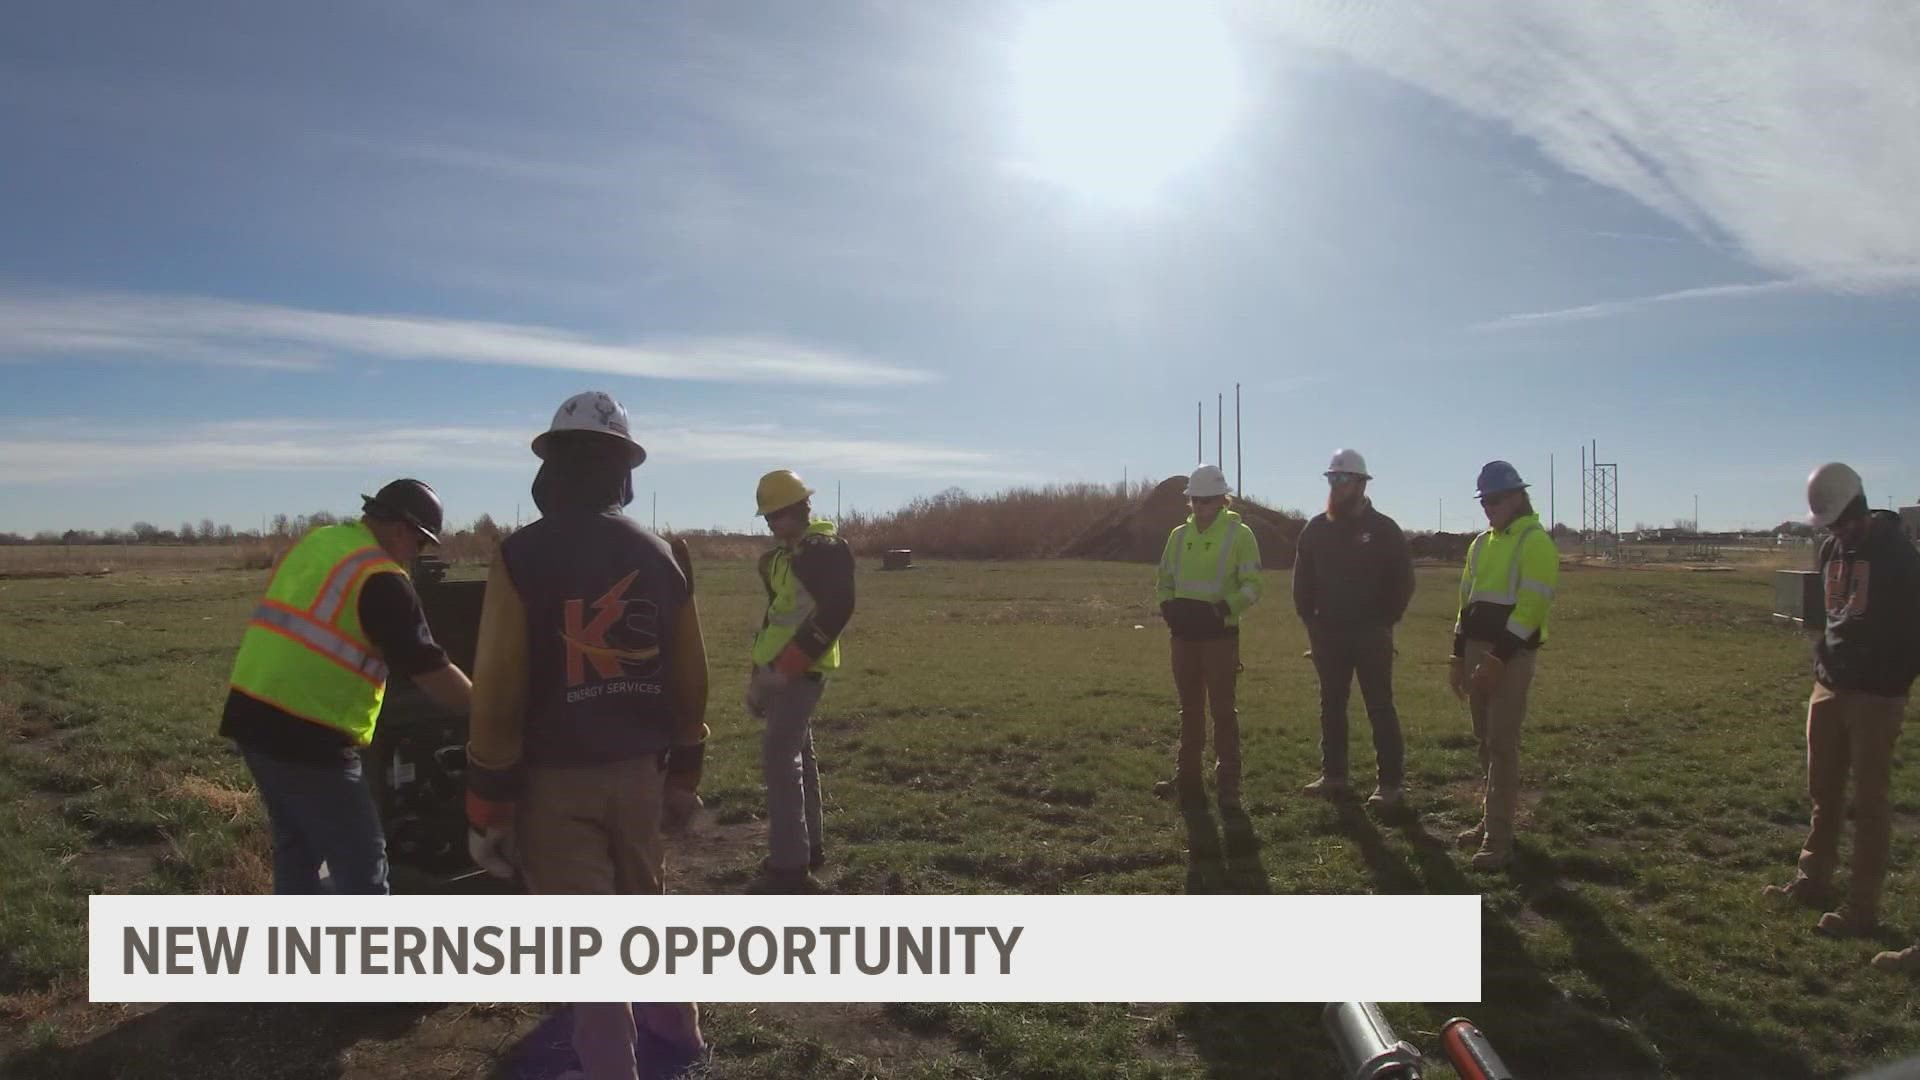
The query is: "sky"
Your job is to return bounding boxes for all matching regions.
[2,0,1917,539]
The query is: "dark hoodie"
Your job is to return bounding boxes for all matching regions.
[1815,509,1920,696]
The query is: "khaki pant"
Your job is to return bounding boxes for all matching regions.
[1172,636,1241,800]
[1796,682,1907,917]
[520,758,701,1080]
[1464,640,1538,854]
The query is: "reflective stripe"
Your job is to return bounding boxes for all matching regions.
[311,547,394,624]
[765,555,815,627]
[1504,524,1542,603]
[1519,579,1556,600]
[1237,583,1259,602]
[1505,616,1535,639]
[1236,561,1261,575]
[1162,526,1187,580]
[251,603,389,684]
[1175,523,1241,599]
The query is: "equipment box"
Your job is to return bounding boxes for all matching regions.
[1773,569,1824,632]
[367,561,507,892]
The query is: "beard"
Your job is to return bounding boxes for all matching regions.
[1327,489,1365,519]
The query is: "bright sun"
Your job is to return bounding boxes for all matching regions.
[1009,0,1244,205]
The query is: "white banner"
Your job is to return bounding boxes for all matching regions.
[91,894,1481,1003]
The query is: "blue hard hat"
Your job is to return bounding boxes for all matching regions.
[1475,461,1528,498]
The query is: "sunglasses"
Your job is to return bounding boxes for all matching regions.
[1478,492,1513,507]
[1326,473,1363,486]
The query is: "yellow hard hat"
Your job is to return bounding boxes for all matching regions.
[755,469,815,516]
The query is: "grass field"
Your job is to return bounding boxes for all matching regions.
[2,556,1917,1079]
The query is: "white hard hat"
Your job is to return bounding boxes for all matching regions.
[1324,448,1371,479]
[1806,462,1864,527]
[533,391,646,468]
[1185,464,1232,498]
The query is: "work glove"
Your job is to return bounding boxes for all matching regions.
[745,668,769,718]
[662,736,706,833]
[468,825,517,879]
[1447,656,1468,701]
[1469,654,1506,696]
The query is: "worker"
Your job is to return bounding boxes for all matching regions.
[1449,461,1558,872]
[464,391,710,1080]
[1764,463,1920,946]
[221,478,472,895]
[747,468,856,894]
[1294,449,1415,811]
[1152,464,1264,810]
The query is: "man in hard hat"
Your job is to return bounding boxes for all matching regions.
[463,391,710,1079]
[1765,463,1920,947]
[1152,464,1264,809]
[1448,461,1558,872]
[221,478,473,895]
[747,468,856,894]
[1294,450,1415,810]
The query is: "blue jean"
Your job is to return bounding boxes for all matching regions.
[241,746,389,895]
[756,669,825,872]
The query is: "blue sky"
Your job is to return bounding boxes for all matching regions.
[3,1,1916,538]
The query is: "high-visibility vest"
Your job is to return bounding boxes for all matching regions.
[1455,513,1558,644]
[752,520,842,673]
[1156,509,1264,624]
[228,521,403,744]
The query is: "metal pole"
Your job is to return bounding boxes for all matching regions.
[1438,498,1443,534]
[1196,402,1202,464]
[652,492,657,531]
[1234,383,1243,496]
[1549,454,1555,531]
[1217,393,1223,468]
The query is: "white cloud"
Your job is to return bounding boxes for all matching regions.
[0,418,1012,485]
[0,290,935,386]
[1476,266,1920,329]
[1241,1,1920,288]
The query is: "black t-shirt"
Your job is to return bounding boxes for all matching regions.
[221,571,449,763]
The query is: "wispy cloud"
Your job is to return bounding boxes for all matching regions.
[1476,266,1920,330]
[0,417,1011,485]
[0,290,935,386]
[1243,1,1920,287]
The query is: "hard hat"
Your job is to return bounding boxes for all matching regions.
[1184,464,1232,498]
[1475,461,1528,498]
[361,478,444,545]
[1324,449,1371,480]
[533,391,646,468]
[756,469,815,517]
[1806,462,1864,527]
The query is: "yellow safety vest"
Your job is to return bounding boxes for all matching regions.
[1455,513,1558,644]
[228,521,404,744]
[752,520,842,674]
[1156,509,1264,624]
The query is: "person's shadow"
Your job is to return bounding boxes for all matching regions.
[1,1002,440,1080]
[1180,802,1271,896]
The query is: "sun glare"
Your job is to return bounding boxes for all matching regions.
[1008,0,1244,206]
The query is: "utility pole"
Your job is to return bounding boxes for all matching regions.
[1438,498,1443,534]
[837,481,842,526]
[1195,402,1202,464]
[1694,493,1700,533]
[1216,393,1223,467]
[652,492,657,531]
[1234,383,1243,496]
[1549,454,1555,531]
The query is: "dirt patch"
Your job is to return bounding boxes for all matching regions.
[1059,476,1303,568]
[663,816,768,893]
[67,843,168,893]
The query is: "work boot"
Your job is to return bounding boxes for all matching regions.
[1366,786,1404,813]
[1872,945,1920,974]
[1816,905,1878,938]
[1454,825,1485,850]
[1302,775,1348,799]
[749,861,825,894]
[1154,777,1207,809]
[1761,876,1832,909]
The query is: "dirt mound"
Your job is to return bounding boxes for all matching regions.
[1408,530,1475,564]
[1058,476,1303,568]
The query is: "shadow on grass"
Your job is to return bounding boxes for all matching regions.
[2,1003,440,1080]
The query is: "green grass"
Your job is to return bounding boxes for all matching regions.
[2,559,1918,1078]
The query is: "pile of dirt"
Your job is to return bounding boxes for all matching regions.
[1057,476,1304,568]
[1408,530,1475,564]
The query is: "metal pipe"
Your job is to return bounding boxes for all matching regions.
[1324,1002,1423,1080]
